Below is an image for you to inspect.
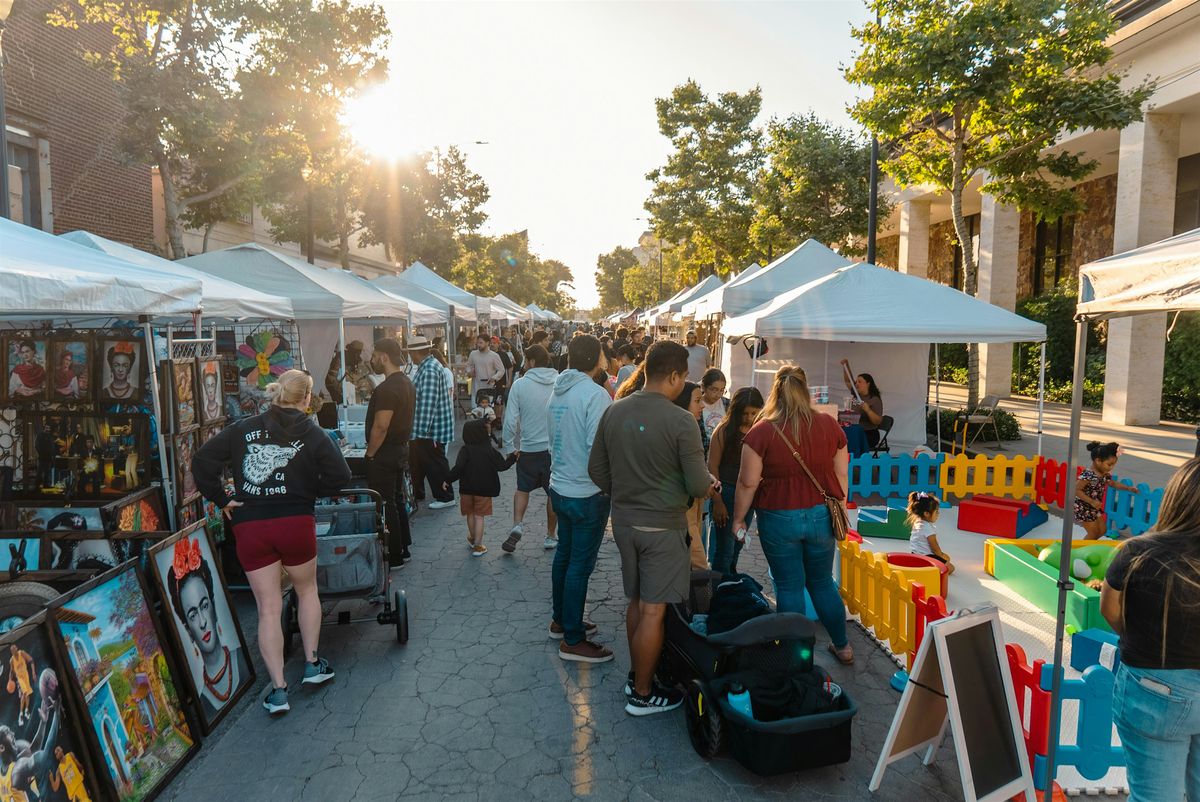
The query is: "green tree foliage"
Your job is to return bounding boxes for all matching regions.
[623,262,660,309]
[594,247,638,313]
[847,0,1153,408]
[644,81,763,280]
[754,113,888,259]
[450,232,573,313]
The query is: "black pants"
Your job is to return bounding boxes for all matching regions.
[409,439,454,503]
[368,442,412,558]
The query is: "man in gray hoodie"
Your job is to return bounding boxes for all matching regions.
[501,344,559,553]
[547,334,613,663]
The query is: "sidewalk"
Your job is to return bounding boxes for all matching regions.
[932,384,1197,489]
[163,465,967,802]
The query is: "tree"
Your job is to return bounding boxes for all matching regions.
[623,262,659,309]
[847,0,1152,407]
[644,80,763,280]
[753,113,888,259]
[595,247,638,312]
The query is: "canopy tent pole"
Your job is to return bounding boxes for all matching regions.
[751,337,760,393]
[337,317,347,430]
[935,344,941,450]
[1037,341,1047,457]
[1043,317,1089,802]
[824,342,829,389]
[147,319,176,531]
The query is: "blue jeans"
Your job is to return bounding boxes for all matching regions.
[755,504,847,648]
[709,483,753,576]
[549,489,611,646]
[1113,663,1200,802]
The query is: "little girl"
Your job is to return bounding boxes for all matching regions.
[907,492,955,575]
[444,419,517,556]
[1074,440,1139,540]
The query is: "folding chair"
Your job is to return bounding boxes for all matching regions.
[965,395,1005,450]
[872,415,894,456]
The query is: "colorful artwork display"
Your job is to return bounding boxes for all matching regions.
[47,539,143,574]
[52,565,196,802]
[149,525,253,732]
[27,414,148,497]
[196,359,224,425]
[4,336,49,402]
[98,339,145,403]
[101,488,168,536]
[164,361,197,432]
[14,506,104,532]
[51,337,93,402]
[0,614,103,802]
[173,431,198,505]
[236,331,292,390]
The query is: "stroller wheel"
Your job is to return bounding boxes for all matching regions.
[394,590,409,645]
[281,590,297,658]
[685,679,723,759]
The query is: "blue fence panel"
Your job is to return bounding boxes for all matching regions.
[849,453,943,502]
[1105,476,1163,537]
[1038,663,1124,784]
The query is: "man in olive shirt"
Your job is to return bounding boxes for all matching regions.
[589,340,717,716]
[365,338,416,566]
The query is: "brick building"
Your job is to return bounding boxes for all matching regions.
[2,0,156,248]
[875,0,1200,425]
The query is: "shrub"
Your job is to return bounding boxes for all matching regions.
[926,407,1021,443]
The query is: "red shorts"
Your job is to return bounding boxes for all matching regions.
[233,515,317,572]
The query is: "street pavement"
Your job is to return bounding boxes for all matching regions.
[164,465,968,802]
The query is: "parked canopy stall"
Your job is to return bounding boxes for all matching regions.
[1042,226,1200,797]
[721,261,1047,454]
[679,263,761,319]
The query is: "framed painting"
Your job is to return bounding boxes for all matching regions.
[201,498,225,546]
[162,360,197,433]
[195,358,224,425]
[50,335,93,403]
[49,562,198,802]
[101,487,170,536]
[176,500,201,530]
[173,430,199,506]
[148,523,254,733]
[3,336,50,402]
[13,504,104,533]
[199,422,223,448]
[97,338,146,404]
[0,612,106,802]
[0,535,43,577]
[44,536,143,574]
[25,414,149,497]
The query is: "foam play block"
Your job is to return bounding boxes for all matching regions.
[1070,628,1121,672]
[958,495,1049,538]
[887,552,949,598]
[987,543,1110,633]
[857,508,912,540]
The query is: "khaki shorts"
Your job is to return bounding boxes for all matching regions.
[612,523,690,604]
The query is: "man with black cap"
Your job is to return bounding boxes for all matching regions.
[365,338,415,565]
[407,335,457,511]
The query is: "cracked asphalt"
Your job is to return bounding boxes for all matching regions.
[164,464,967,802]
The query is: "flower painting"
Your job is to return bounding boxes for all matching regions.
[235,331,292,390]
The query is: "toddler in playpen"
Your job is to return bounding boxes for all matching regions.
[906,491,955,575]
[1074,441,1139,540]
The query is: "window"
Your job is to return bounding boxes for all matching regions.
[951,214,979,290]
[1175,153,1200,235]
[1032,216,1075,295]
[5,131,46,230]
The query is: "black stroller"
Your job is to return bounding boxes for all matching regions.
[659,571,857,776]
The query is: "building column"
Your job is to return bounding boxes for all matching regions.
[897,199,931,278]
[977,192,1020,398]
[1103,113,1180,426]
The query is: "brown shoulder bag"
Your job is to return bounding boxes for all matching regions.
[770,422,849,541]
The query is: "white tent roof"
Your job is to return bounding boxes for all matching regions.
[61,231,294,321]
[0,218,202,318]
[723,261,1046,343]
[527,304,559,322]
[394,261,489,316]
[680,264,761,318]
[330,270,446,325]
[666,274,723,314]
[640,285,693,324]
[490,294,533,322]
[1078,227,1200,318]
[372,275,477,323]
[722,241,850,317]
[181,243,408,321]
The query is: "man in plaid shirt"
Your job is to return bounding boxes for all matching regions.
[406,336,456,509]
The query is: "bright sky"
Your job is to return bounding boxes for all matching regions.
[353,1,871,309]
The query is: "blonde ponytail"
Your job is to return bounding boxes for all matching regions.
[265,369,313,407]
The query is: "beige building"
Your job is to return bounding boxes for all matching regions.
[875,0,1200,425]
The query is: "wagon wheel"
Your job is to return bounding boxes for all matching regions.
[685,679,723,759]
[394,590,409,645]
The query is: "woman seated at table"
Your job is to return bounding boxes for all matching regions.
[840,358,884,448]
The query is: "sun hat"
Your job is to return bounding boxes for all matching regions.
[405,336,433,350]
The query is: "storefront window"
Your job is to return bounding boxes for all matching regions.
[1032,216,1074,295]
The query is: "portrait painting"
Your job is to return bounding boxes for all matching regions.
[164,361,197,432]
[51,564,196,801]
[196,359,224,425]
[0,613,103,802]
[174,431,199,505]
[4,337,49,402]
[50,338,92,402]
[97,339,145,404]
[149,524,253,733]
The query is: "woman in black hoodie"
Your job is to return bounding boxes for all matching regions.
[444,419,517,557]
[193,369,351,715]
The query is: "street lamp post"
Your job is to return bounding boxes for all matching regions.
[0,0,16,221]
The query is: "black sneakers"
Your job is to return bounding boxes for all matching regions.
[624,681,683,716]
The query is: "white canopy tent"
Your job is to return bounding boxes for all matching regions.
[679,263,761,319]
[61,230,294,322]
[394,261,490,318]
[639,285,694,326]
[1,218,203,319]
[721,261,1047,453]
[527,304,559,322]
[664,274,723,319]
[1038,227,1200,799]
[721,240,850,318]
[371,275,476,324]
[490,293,533,324]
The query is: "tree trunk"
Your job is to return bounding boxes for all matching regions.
[949,143,980,410]
[337,182,351,270]
[202,222,213,253]
[154,144,188,260]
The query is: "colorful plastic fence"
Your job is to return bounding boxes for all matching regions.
[848,453,943,501]
[1006,644,1051,776]
[1035,457,1071,509]
[1105,478,1163,537]
[939,453,1041,501]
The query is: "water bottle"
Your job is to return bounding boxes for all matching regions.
[726,683,753,719]
[735,527,748,544]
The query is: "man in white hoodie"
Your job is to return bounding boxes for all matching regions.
[547,334,613,663]
[501,344,559,553]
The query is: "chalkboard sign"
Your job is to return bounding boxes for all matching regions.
[870,606,1034,802]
